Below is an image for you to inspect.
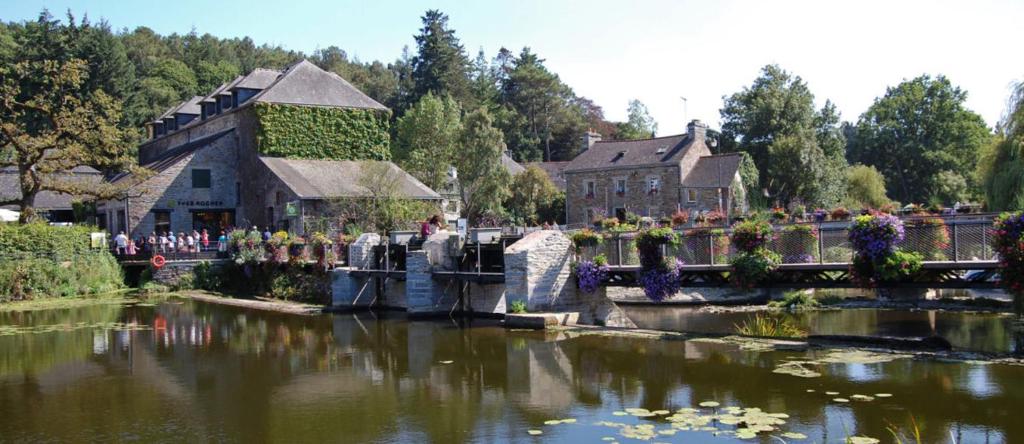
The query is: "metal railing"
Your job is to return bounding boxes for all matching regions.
[576,217,997,267]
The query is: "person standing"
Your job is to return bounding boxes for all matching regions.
[147,232,157,253]
[262,227,272,242]
[114,231,128,256]
[168,232,177,253]
[217,230,228,253]
[185,232,195,253]
[159,232,168,254]
[201,229,210,251]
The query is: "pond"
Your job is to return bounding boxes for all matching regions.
[622,305,1024,354]
[0,297,1021,443]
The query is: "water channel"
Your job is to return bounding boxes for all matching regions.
[0,297,1021,442]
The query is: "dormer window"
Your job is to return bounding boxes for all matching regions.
[655,145,668,154]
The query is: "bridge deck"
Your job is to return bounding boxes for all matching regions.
[606,260,1001,273]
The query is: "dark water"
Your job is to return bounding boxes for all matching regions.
[0,298,1021,443]
[622,305,1024,354]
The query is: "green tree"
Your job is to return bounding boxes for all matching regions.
[392,92,462,191]
[194,59,239,93]
[507,165,558,224]
[0,59,139,222]
[845,164,890,208]
[499,48,572,161]
[456,108,511,223]
[616,99,658,139]
[848,75,991,204]
[410,10,471,107]
[720,64,845,206]
[978,80,1024,210]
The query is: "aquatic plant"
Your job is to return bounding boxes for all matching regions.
[992,212,1024,314]
[574,256,609,294]
[769,290,820,310]
[509,300,527,314]
[734,313,806,338]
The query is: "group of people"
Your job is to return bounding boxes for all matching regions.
[112,228,231,257]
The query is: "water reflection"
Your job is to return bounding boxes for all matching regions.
[0,299,1020,442]
[623,305,1024,354]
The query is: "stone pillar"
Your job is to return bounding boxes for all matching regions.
[406,250,457,315]
[330,268,374,308]
[347,233,380,269]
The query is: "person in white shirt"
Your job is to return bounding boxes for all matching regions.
[114,231,129,256]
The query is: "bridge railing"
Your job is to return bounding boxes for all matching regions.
[578,218,996,267]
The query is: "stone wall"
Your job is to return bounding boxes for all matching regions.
[330,233,380,308]
[565,165,680,225]
[139,108,248,165]
[504,230,635,327]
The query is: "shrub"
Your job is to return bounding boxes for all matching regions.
[0,252,123,301]
[992,212,1024,314]
[730,249,781,288]
[192,261,221,291]
[769,291,820,310]
[509,300,528,314]
[0,223,96,258]
[734,313,806,338]
[570,229,603,251]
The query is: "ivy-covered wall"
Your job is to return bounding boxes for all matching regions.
[253,103,391,160]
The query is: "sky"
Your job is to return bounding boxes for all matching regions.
[3,0,1023,134]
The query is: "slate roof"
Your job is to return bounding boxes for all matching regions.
[201,81,231,103]
[526,161,570,191]
[259,157,441,200]
[681,153,744,188]
[501,152,525,176]
[175,96,204,116]
[564,133,693,172]
[235,68,281,90]
[254,60,388,111]
[111,129,235,183]
[0,168,102,210]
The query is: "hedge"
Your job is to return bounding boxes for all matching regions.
[254,103,391,160]
[0,223,95,258]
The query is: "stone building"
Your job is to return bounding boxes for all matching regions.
[0,165,103,223]
[101,60,440,238]
[563,120,746,226]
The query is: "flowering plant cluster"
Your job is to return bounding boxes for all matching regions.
[575,255,610,294]
[730,249,781,288]
[992,212,1024,313]
[849,214,904,262]
[635,227,679,269]
[670,210,689,227]
[639,258,684,301]
[308,232,335,271]
[730,220,774,254]
[849,214,921,285]
[771,207,787,221]
[570,229,603,252]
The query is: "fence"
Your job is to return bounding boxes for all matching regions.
[576,217,996,267]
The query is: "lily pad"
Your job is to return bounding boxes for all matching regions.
[782,431,808,439]
[825,391,840,395]
[819,349,908,364]
[832,398,850,403]
[847,436,880,444]
[805,389,815,393]
[698,401,720,408]
[874,393,893,398]
[612,411,627,416]
[527,429,542,436]
[850,394,875,402]
[439,360,454,364]
[543,420,561,425]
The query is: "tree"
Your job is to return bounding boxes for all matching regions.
[845,164,890,208]
[507,165,558,224]
[978,80,1024,210]
[848,75,991,204]
[499,48,568,161]
[0,58,139,222]
[456,108,511,223]
[617,99,658,139]
[392,92,462,191]
[720,65,846,207]
[410,10,471,107]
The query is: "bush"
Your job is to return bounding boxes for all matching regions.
[770,291,820,310]
[731,220,773,254]
[849,214,922,285]
[0,222,96,258]
[0,252,123,301]
[192,261,221,291]
[992,212,1024,314]
[730,249,781,288]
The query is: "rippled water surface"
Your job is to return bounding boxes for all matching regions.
[0,298,1020,442]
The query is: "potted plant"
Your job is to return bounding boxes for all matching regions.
[670,210,689,228]
[830,207,851,221]
[771,207,787,223]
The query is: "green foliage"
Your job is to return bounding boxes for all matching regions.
[570,228,603,251]
[845,164,890,208]
[411,10,472,107]
[508,300,527,314]
[720,64,847,207]
[730,220,773,254]
[769,291,820,309]
[848,74,992,204]
[874,250,924,281]
[456,107,511,223]
[978,81,1024,211]
[254,102,390,161]
[616,99,658,139]
[324,161,440,233]
[0,252,122,301]
[730,249,781,288]
[507,165,559,225]
[537,191,566,225]
[393,92,462,191]
[734,313,806,338]
[191,261,221,291]
[0,223,96,258]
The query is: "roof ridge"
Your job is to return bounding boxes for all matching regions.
[701,152,744,158]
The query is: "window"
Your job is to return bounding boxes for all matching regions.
[614,178,627,195]
[647,176,661,194]
[153,210,171,234]
[584,180,596,198]
[687,189,698,203]
[192,169,211,188]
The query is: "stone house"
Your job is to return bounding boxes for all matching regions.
[563,120,746,226]
[101,60,440,238]
[0,165,103,223]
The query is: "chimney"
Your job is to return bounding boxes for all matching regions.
[582,130,602,152]
[687,119,707,144]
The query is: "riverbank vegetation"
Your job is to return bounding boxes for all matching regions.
[0,224,123,301]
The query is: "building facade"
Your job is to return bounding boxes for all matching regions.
[102,60,440,238]
[563,120,746,226]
